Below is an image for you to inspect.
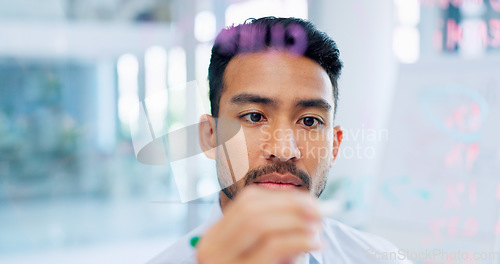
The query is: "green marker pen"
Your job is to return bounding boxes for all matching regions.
[190,236,200,248]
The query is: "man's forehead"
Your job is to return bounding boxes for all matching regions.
[226,50,319,69]
[220,51,334,106]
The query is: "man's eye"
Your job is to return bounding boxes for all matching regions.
[241,112,265,123]
[300,117,322,128]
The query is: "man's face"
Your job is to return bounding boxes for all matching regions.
[210,51,342,199]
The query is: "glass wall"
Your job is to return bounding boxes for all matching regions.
[0,0,308,263]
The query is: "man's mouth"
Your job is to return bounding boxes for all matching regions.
[252,173,304,190]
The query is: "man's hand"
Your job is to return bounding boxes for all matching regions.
[196,187,321,264]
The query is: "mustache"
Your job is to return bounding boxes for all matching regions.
[244,161,311,190]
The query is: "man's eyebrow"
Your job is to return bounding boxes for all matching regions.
[295,99,332,111]
[230,93,277,106]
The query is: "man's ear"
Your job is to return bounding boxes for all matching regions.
[330,125,343,167]
[199,114,217,159]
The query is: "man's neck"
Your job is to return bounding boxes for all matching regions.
[219,190,231,214]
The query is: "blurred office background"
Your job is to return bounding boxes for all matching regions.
[1,0,500,263]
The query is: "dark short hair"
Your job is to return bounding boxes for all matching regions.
[208,16,343,118]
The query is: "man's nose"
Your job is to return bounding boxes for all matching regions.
[263,125,301,162]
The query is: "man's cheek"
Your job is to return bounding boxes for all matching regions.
[301,141,331,161]
[224,130,250,183]
[243,128,271,159]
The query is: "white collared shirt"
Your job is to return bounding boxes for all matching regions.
[147,201,412,264]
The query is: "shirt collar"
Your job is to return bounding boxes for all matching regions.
[207,195,323,264]
[308,224,324,264]
[309,245,323,264]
